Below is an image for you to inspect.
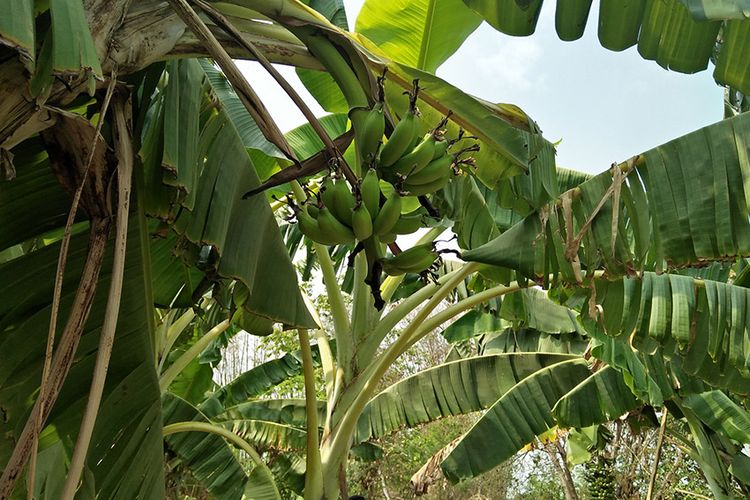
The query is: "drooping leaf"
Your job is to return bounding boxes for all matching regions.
[481,327,588,355]
[30,0,102,96]
[163,394,248,499]
[461,0,543,36]
[162,59,203,209]
[552,366,640,428]
[215,348,322,406]
[355,353,577,442]
[591,273,750,395]
[225,419,308,451]
[220,399,327,429]
[440,358,591,482]
[464,113,750,280]
[500,288,580,333]
[441,310,504,343]
[464,0,750,93]
[165,72,316,330]
[200,60,285,158]
[683,390,750,443]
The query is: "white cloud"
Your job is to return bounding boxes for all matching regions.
[476,37,545,93]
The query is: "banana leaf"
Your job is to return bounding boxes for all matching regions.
[355,353,577,442]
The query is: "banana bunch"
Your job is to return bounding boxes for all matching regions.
[294,169,426,247]
[378,114,455,197]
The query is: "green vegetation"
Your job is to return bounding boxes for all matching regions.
[1,0,750,499]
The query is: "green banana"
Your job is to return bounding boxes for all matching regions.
[320,177,336,209]
[389,133,437,176]
[403,170,452,196]
[305,203,320,218]
[380,111,420,167]
[405,154,452,185]
[360,168,381,219]
[379,232,397,244]
[357,103,385,162]
[351,203,374,240]
[373,192,402,236]
[317,206,356,244]
[297,207,337,245]
[328,177,356,226]
[391,209,427,235]
[380,243,439,276]
[431,137,449,160]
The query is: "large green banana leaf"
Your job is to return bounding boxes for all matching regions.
[354,353,577,442]
[461,0,750,93]
[481,327,588,355]
[139,58,316,330]
[355,0,482,73]
[552,366,640,428]
[0,212,164,498]
[215,347,323,406]
[592,273,750,394]
[683,390,750,444]
[464,113,750,279]
[440,358,594,482]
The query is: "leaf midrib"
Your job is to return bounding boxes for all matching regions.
[417,0,437,70]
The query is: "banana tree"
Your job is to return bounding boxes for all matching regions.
[3,0,750,499]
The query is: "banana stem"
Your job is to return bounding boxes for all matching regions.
[157,307,197,373]
[351,252,372,346]
[315,241,353,382]
[159,319,230,392]
[324,262,479,467]
[298,329,324,498]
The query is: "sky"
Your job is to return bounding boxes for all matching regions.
[239,0,724,176]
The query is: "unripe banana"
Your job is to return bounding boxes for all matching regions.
[380,243,439,276]
[328,177,356,226]
[360,168,381,219]
[392,210,427,235]
[305,203,320,219]
[357,103,385,163]
[379,232,397,244]
[380,111,420,167]
[321,177,336,209]
[431,138,449,160]
[406,154,452,185]
[297,207,337,245]
[389,133,437,176]
[403,171,452,196]
[373,192,402,236]
[317,206,356,244]
[351,203,374,240]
